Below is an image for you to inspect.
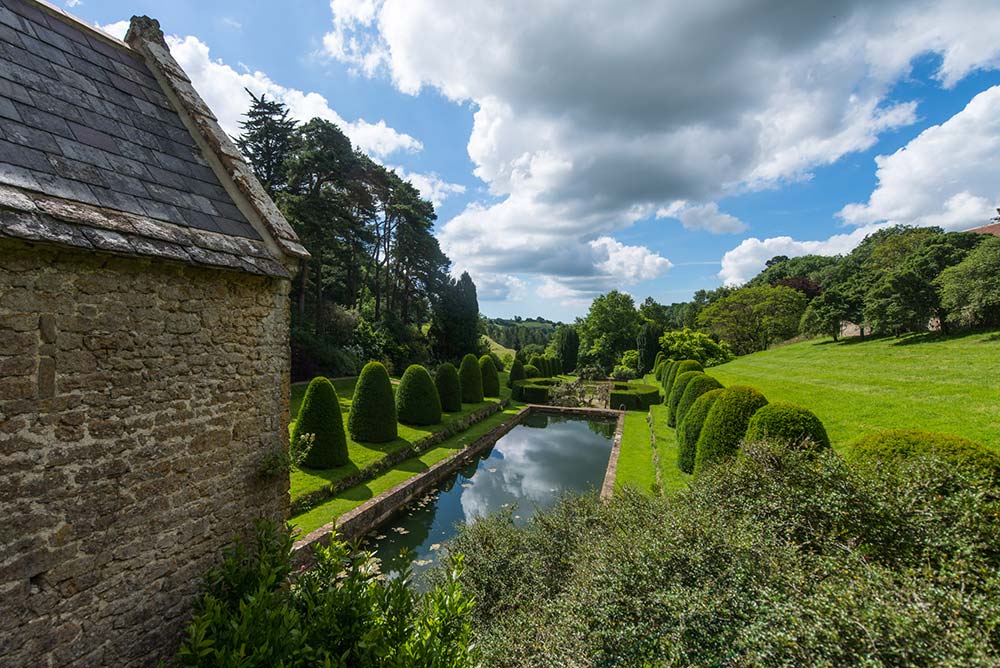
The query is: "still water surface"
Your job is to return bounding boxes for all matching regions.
[367,413,615,583]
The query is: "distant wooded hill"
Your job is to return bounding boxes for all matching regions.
[483,317,562,349]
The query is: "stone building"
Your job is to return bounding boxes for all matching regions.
[0,2,307,665]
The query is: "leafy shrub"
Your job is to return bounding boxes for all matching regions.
[435,363,462,412]
[619,349,640,372]
[512,380,550,404]
[290,376,348,469]
[610,364,638,380]
[459,354,484,403]
[438,444,1000,666]
[508,358,526,387]
[609,383,661,410]
[677,388,723,474]
[849,429,1000,484]
[395,364,442,426]
[577,365,605,381]
[658,327,733,367]
[745,402,831,449]
[667,371,702,427]
[528,354,547,377]
[665,359,703,401]
[523,364,541,378]
[675,374,724,429]
[348,361,398,443]
[694,385,768,473]
[479,355,500,398]
[178,521,475,666]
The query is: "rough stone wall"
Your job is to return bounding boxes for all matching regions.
[0,238,291,667]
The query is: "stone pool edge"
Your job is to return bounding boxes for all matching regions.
[290,404,625,568]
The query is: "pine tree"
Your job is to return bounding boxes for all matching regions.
[236,89,297,197]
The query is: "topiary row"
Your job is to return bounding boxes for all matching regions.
[511,379,552,404]
[348,361,398,443]
[396,364,442,426]
[508,358,526,387]
[436,362,462,412]
[523,363,541,378]
[292,376,349,468]
[460,354,484,403]
[610,383,661,411]
[479,355,500,398]
[664,359,703,402]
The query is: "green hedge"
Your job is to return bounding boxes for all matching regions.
[528,355,548,377]
[667,371,702,427]
[848,429,1000,484]
[523,364,541,378]
[676,388,723,474]
[291,376,348,468]
[347,361,398,443]
[479,355,500,398]
[435,363,462,412]
[675,374,724,430]
[508,359,526,387]
[745,402,830,450]
[395,364,442,426]
[459,354,484,403]
[610,383,661,411]
[665,360,703,401]
[512,379,551,404]
[694,385,767,474]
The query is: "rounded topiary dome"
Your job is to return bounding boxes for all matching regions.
[676,388,723,474]
[435,363,462,412]
[523,364,541,378]
[459,353,484,403]
[396,364,442,426]
[675,374,724,430]
[667,371,703,427]
[665,360,703,402]
[479,355,500,397]
[694,385,768,474]
[348,361,397,443]
[745,402,831,450]
[291,376,348,469]
[848,429,1000,484]
[508,358,526,387]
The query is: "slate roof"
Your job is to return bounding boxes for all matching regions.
[0,0,306,277]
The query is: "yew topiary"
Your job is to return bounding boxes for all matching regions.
[459,354,484,403]
[508,358,526,387]
[523,364,541,378]
[675,374,724,429]
[435,363,462,412]
[848,429,1000,484]
[667,371,702,427]
[676,388,723,474]
[665,359,703,402]
[694,386,768,474]
[396,364,442,426]
[479,355,500,397]
[745,402,830,450]
[348,362,397,443]
[292,376,348,469]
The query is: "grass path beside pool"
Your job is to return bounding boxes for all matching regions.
[649,404,689,493]
[614,410,658,494]
[291,403,525,536]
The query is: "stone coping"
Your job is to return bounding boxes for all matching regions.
[291,404,625,568]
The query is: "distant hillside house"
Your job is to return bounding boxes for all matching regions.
[0,2,307,666]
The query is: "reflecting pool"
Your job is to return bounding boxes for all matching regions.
[367,413,616,584]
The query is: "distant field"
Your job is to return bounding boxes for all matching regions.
[709,331,1000,451]
[483,335,516,360]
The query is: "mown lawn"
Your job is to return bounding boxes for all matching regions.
[709,331,1000,451]
[289,373,510,506]
[614,411,658,493]
[292,403,525,535]
[648,404,690,493]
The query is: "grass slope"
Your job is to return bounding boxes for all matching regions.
[710,331,1000,451]
[483,335,516,361]
[649,404,690,493]
[615,411,658,493]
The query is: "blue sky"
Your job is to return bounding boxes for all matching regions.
[78,1,1000,322]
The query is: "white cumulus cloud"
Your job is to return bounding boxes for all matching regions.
[657,201,747,234]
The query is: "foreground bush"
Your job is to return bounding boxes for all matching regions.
[849,429,1000,484]
[396,364,442,426]
[459,354,484,403]
[674,374,723,429]
[677,388,724,474]
[523,363,541,378]
[435,363,462,412]
[507,358,525,387]
[178,521,475,667]
[745,401,831,449]
[291,376,348,468]
[694,385,767,473]
[479,355,500,398]
[667,371,702,427]
[348,361,397,443]
[437,443,1000,667]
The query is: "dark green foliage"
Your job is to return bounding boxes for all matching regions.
[654,350,666,370]
[745,402,830,449]
[347,361,398,443]
[479,355,500,398]
[697,285,807,355]
[849,429,1000,484]
[665,359,703,401]
[430,272,481,362]
[637,322,662,374]
[237,91,296,197]
[658,328,733,367]
[528,354,546,377]
[440,445,1000,666]
[178,521,475,666]
[291,376,348,468]
[938,236,1000,328]
[511,380,550,404]
[508,358,525,387]
[667,371,702,427]
[523,364,541,378]
[609,383,661,411]
[695,386,768,473]
[677,388,723,474]
[395,365,442,426]
[459,354,484,404]
[554,325,580,373]
[435,363,462,412]
[674,373,723,428]
[576,290,641,369]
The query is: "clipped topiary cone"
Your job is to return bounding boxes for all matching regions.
[459,353,484,403]
[292,376,349,468]
[348,361,398,443]
[479,355,500,397]
[396,364,442,426]
[508,358,526,387]
[435,362,462,412]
